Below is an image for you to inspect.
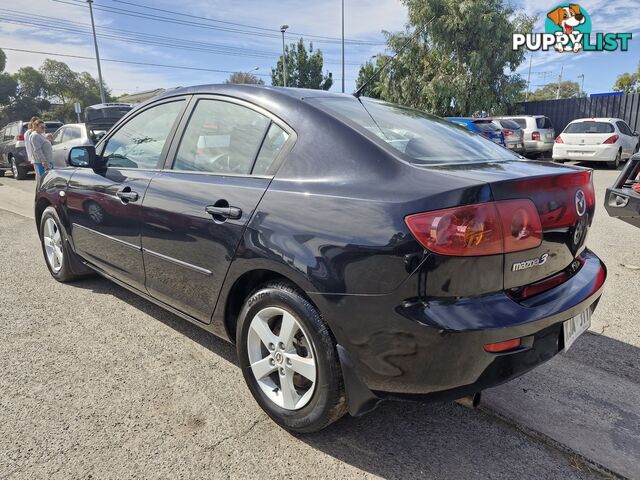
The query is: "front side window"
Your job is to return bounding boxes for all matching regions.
[102,100,184,169]
[51,128,65,145]
[564,122,614,134]
[173,100,270,174]
[311,98,517,164]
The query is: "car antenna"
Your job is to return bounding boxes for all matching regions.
[353,18,434,99]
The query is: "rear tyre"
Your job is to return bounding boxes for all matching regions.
[10,158,27,180]
[39,207,83,282]
[0,169,5,177]
[608,150,621,169]
[236,281,347,433]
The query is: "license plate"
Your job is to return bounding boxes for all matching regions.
[563,309,591,351]
[516,144,523,149]
[546,133,553,140]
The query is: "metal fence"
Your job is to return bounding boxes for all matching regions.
[516,93,640,135]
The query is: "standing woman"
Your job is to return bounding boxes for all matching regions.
[24,116,39,173]
[29,120,53,184]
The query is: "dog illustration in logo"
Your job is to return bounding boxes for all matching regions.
[547,4,585,52]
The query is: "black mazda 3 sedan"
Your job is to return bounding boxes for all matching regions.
[35,85,606,432]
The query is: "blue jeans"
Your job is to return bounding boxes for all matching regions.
[34,163,45,176]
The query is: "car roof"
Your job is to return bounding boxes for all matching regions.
[156,83,351,103]
[568,117,621,123]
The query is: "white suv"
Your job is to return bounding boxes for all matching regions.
[553,118,640,169]
[496,115,555,157]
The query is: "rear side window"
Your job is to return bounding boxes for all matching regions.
[536,117,553,129]
[616,121,632,136]
[564,122,614,134]
[311,98,517,164]
[102,100,184,169]
[45,123,62,134]
[253,123,289,175]
[62,127,81,142]
[173,99,270,175]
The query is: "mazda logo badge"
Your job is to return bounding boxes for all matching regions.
[575,190,587,217]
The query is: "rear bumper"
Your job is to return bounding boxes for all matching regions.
[313,250,606,411]
[553,143,618,162]
[525,141,554,153]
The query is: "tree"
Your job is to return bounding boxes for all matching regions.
[0,48,6,73]
[357,0,534,115]
[0,72,17,105]
[528,81,582,101]
[14,66,46,98]
[225,71,264,85]
[40,59,78,105]
[613,64,639,93]
[271,39,333,90]
[354,58,384,98]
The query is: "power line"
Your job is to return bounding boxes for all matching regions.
[52,0,385,46]
[0,47,360,80]
[0,15,366,66]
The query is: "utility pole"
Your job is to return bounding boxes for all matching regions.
[555,65,563,100]
[525,56,532,102]
[577,73,585,97]
[341,0,345,93]
[280,25,289,87]
[87,0,106,104]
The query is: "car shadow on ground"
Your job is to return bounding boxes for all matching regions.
[66,274,633,478]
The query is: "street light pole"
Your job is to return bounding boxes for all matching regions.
[341,0,345,93]
[280,25,289,88]
[577,73,585,97]
[555,65,563,100]
[525,56,532,102]
[87,0,106,104]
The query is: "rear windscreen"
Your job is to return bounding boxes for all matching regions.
[564,122,614,134]
[510,118,526,128]
[499,119,521,130]
[85,106,132,123]
[473,120,500,133]
[310,97,517,164]
[536,117,553,129]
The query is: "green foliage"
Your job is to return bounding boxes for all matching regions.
[357,0,534,115]
[14,67,46,98]
[613,64,639,93]
[354,58,384,98]
[0,49,110,124]
[0,48,6,73]
[0,72,17,105]
[528,81,582,101]
[225,72,265,85]
[271,39,333,90]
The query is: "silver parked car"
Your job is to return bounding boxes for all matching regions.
[50,124,108,167]
[496,115,555,157]
[492,119,524,153]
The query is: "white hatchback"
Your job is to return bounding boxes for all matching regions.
[553,118,639,168]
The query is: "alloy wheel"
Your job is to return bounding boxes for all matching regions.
[43,217,64,273]
[11,159,18,179]
[246,306,317,410]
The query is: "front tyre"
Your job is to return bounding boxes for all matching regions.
[39,206,83,282]
[236,282,347,433]
[608,150,621,169]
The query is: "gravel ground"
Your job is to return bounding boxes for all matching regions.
[0,165,629,479]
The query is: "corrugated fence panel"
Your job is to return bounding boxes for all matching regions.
[516,94,640,134]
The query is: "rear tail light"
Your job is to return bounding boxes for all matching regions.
[602,135,619,144]
[503,129,513,137]
[16,134,24,141]
[484,338,521,353]
[555,136,564,143]
[531,131,540,141]
[404,199,542,257]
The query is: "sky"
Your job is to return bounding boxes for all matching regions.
[0,0,638,99]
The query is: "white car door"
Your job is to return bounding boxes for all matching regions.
[50,127,67,167]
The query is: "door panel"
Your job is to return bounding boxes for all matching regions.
[67,169,156,291]
[141,173,270,320]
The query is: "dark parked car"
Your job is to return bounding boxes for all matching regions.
[0,120,63,179]
[605,152,640,228]
[35,85,606,433]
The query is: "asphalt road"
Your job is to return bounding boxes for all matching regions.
[0,163,636,479]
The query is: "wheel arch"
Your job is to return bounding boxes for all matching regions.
[221,268,321,344]
[35,197,52,233]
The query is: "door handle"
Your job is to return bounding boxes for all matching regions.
[116,187,139,203]
[206,205,242,220]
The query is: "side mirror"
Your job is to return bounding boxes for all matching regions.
[68,145,106,170]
